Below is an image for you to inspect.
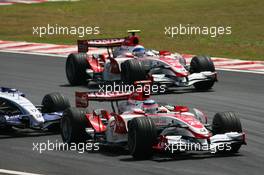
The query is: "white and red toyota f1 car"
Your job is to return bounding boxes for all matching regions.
[60,82,245,159]
[66,30,217,91]
[0,87,70,132]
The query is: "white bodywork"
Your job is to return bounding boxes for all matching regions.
[100,50,216,87]
[104,108,210,143]
[166,132,244,153]
[0,91,44,127]
[103,108,243,149]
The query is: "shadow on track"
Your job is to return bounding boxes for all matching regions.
[119,152,243,162]
[85,145,243,162]
[0,128,59,139]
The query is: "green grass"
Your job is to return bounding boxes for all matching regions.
[0,0,264,60]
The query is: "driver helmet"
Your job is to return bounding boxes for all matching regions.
[132,45,145,57]
[142,99,159,114]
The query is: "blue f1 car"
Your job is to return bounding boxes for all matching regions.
[0,87,70,132]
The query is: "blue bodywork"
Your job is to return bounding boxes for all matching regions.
[0,87,64,130]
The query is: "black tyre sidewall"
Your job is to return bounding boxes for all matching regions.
[212,112,242,134]
[128,117,157,159]
[190,55,216,90]
[121,59,146,84]
[212,112,243,153]
[61,107,88,144]
[66,53,89,85]
[190,55,215,73]
[42,92,70,113]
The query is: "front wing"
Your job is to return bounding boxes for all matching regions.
[152,71,217,87]
[159,132,246,153]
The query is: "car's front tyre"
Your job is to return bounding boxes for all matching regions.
[128,117,157,159]
[212,112,243,153]
[190,55,216,90]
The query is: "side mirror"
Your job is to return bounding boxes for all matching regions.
[159,50,171,56]
[174,106,189,112]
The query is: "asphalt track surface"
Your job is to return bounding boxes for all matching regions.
[0,52,263,175]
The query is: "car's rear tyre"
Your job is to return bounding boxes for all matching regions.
[66,53,89,86]
[42,92,70,113]
[212,112,243,153]
[61,107,90,143]
[190,55,216,90]
[121,59,146,84]
[128,117,157,159]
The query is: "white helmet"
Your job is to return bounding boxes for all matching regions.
[142,99,159,114]
[132,45,145,57]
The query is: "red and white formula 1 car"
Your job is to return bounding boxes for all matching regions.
[60,82,245,159]
[66,30,217,91]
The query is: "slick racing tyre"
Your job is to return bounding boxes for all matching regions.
[212,112,243,153]
[42,92,70,113]
[121,59,146,84]
[66,53,89,86]
[128,117,157,159]
[190,55,216,90]
[61,107,90,143]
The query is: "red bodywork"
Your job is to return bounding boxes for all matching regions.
[85,113,107,133]
[77,34,142,73]
[76,33,189,77]
[75,81,210,140]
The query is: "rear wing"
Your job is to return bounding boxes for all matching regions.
[75,80,152,108]
[77,29,141,53]
[76,91,131,108]
[77,38,125,53]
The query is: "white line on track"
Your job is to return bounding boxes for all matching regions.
[0,169,43,175]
